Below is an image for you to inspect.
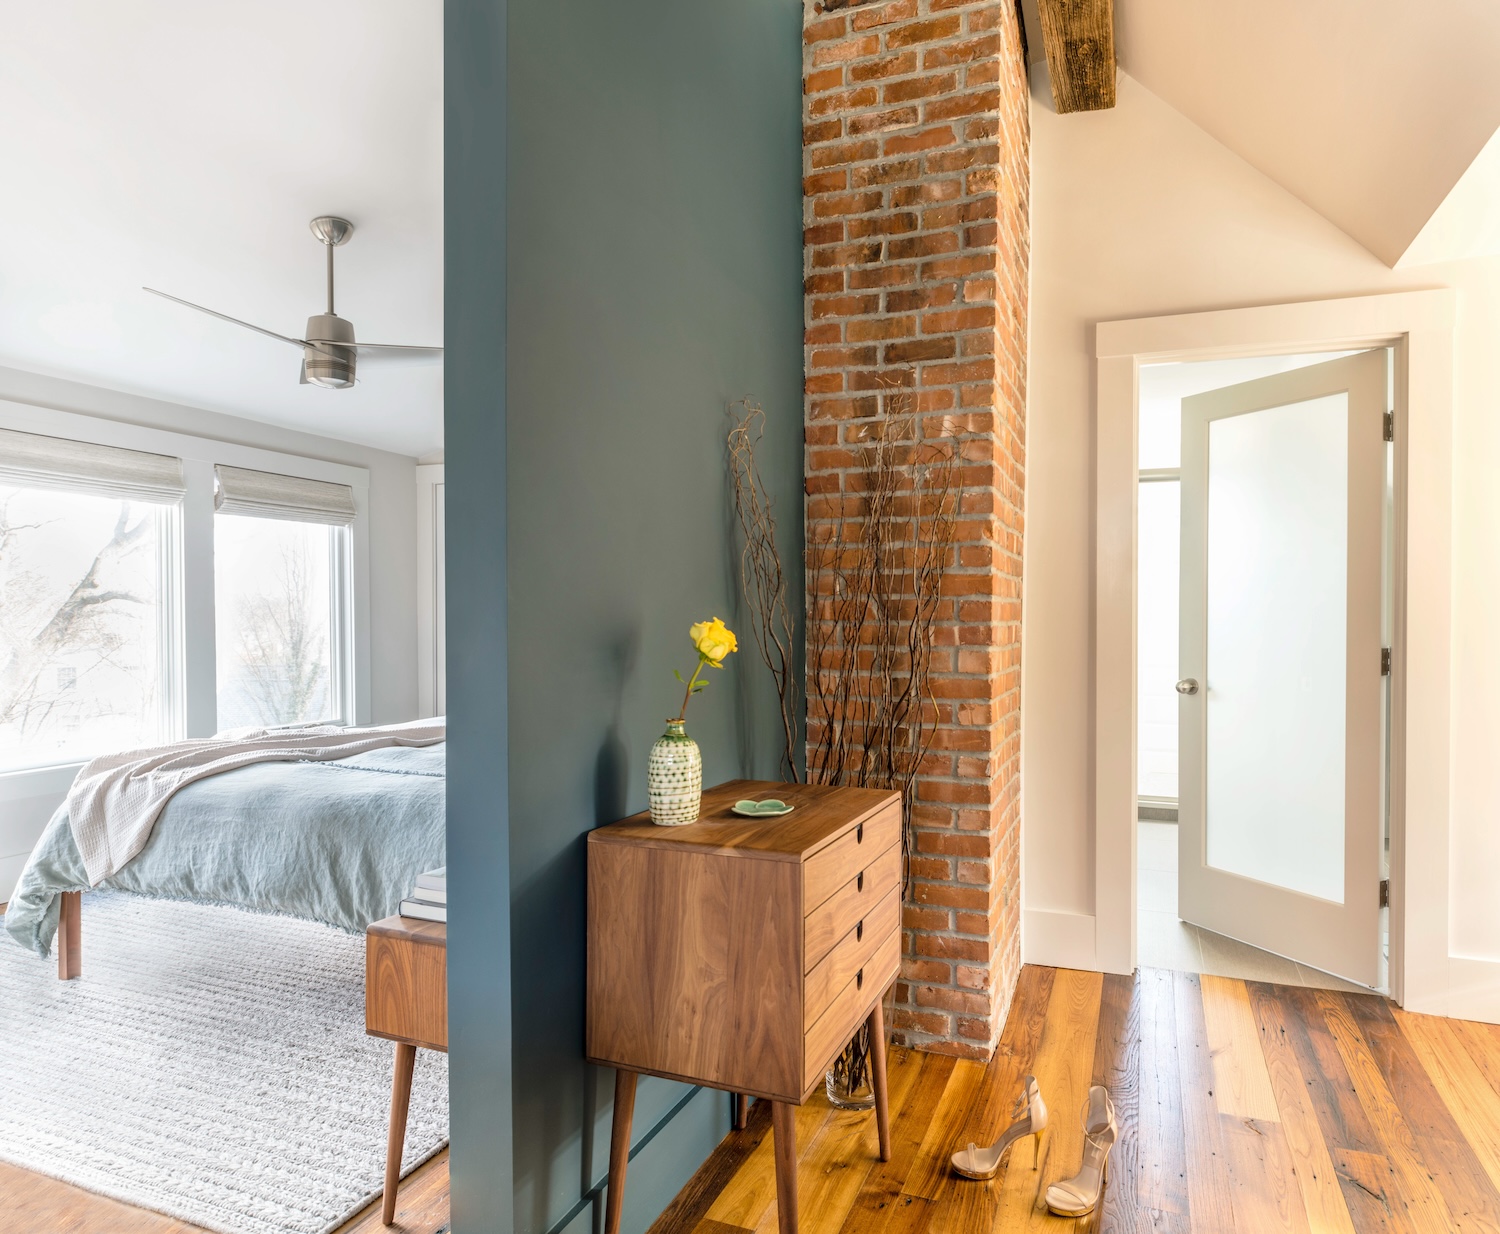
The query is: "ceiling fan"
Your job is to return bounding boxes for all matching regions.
[144,216,442,389]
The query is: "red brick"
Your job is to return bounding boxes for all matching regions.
[883,125,956,155]
[806,66,844,95]
[886,16,962,49]
[804,14,847,44]
[848,52,920,83]
[852,0,919,30]
[805,0,1027,1059]
[884,72,958,103]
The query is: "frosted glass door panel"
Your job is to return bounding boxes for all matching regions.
[1138,481,1180,799]
[1178,350,1385,987]
[1204,396,1348,901]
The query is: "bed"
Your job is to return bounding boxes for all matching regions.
[4,742,445,976]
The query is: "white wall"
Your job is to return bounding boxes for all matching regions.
[0,365,421,893]
[1024,69,1500,967]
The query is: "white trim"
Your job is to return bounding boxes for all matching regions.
[1024,909,1099,970]
[415,464,445,719]
[1081,290,1456,1016]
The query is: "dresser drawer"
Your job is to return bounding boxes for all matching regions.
[366,928,448,1051]
[803,841,901,972]
[803,884,900,1031]
[803,803,901,914]
[803,927,900,1094]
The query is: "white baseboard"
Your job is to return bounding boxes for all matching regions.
[1023,908,1099,971]
[1439,957,1500,1024]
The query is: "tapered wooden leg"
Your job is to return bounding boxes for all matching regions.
[867,998,891,1162]
[771,1100,798,1234]
[733,1092,749,1130]
[604,1069,638,1234]
[382,1043,417,1225]
[57,891,81,981]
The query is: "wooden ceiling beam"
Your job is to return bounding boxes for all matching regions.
[1037,0,1116,113]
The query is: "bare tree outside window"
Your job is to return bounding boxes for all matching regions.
[0,486,165,770]
[214,516,335,730]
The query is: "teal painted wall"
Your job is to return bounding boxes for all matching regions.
[447,0,805,1231]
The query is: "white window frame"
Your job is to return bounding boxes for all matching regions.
[0,397,370,788]
[415,463,445,719]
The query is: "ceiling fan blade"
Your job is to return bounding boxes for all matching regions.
[353,343,444,368]
[143,288,307,351]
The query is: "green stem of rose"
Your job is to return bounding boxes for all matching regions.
[676,656,708,722]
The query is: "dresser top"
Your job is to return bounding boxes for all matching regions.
[589,779,899,861]
[367,914,447,947]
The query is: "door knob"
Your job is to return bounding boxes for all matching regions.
[1176,679,1199,695]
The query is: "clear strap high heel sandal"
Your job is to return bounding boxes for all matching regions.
[950,1075,1048,1180]
[1044,1084,1118,1217]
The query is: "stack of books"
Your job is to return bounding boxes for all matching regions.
[400,867,446,923]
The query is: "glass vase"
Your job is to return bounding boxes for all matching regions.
[825,1030,876,1109]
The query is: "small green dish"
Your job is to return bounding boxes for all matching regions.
[731,798,794,818]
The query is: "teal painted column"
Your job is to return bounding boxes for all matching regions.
[445,1,514,1231]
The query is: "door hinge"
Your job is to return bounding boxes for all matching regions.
[1380,878,1390,908]
[1384,411,1395,442]
[1381,647,1392,676]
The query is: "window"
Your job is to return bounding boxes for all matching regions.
[0,424,366,773]
[212,465,355,730]
[214,516,341,728]
[0,430,183,772]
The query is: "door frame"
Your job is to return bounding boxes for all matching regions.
[1090,289,1455,1014]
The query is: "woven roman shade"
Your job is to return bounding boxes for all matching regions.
[0,427,186,503]
[214,464,356,526]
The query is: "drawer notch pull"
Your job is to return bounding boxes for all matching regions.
[856,968,864,990]
[857,871,865,893]
[856,920,864,942]
[856,823,864,844]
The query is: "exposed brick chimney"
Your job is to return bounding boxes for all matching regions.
[802,0,1029,1058]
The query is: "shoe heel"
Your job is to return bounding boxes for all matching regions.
[1032,1129,1043,1170]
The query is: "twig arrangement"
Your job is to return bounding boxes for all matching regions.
[727,400,801,782]
[806,413,961,875]
[805,393,962,1097]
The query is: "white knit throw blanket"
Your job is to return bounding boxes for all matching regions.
[67,719,447,886]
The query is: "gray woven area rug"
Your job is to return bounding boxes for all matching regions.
[0,892,448,1234]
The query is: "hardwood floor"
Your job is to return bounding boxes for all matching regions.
[0,1149,449,1233]
[12,962,1500,1233]
[648,965,1500,1234]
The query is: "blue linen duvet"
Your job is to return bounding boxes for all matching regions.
[3,743,445,958]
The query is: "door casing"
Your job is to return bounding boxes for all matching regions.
[1069,290,1459,1016]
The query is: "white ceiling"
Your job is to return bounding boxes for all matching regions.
[0,1,443,458]
[1115,0,1500,268]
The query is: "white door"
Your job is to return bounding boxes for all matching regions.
[1177,350,1386,986]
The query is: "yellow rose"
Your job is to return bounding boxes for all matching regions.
[690,617,738,666]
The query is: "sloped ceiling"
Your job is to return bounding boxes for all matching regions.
[0,1,442,457]
[1113,0,1500,267]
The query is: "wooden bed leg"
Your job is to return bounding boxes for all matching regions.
[57,891,81,981]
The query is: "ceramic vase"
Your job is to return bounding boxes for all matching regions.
[647,718,702,825]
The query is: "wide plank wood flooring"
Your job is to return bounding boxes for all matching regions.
[650,965,1500,1234]
[0,1145,449,1233]
[13,963,1500,1233]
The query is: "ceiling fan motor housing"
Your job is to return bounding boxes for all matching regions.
[303,313,356,388]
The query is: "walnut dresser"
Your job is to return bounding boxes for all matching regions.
[587,779,902,1234]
